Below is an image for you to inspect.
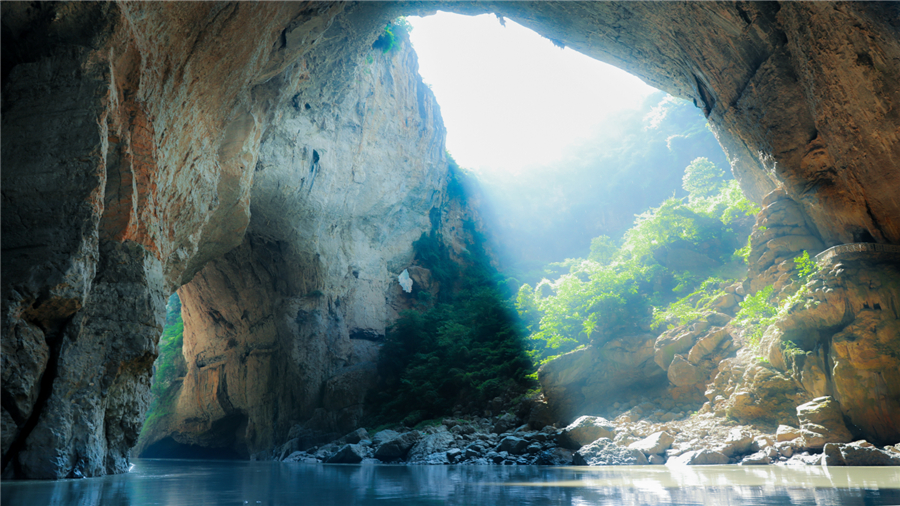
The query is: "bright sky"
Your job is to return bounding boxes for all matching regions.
[407,12,657,175]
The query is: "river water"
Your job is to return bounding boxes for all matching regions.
[2,459,899,506]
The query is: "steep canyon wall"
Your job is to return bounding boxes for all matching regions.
[136,33,448,458]
[2,1,899,479]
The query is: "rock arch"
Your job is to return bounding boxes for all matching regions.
[2,1,898,478]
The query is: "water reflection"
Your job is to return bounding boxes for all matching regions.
[2,460,898,506]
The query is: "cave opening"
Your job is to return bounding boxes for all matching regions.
[406,11,739,274]
[138,9,756,459]
[2,0,899,487]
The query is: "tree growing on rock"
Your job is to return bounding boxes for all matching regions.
[682,157,725,199]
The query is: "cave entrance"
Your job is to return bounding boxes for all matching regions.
[136,10,756,458]
[406,12,736,277]
[137,293,191,458]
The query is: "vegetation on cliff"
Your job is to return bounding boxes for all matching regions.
[369,228,535,426]
[367,154,757,427]
[517,158,758,365]
[140,293,186,437]
[363,159,535,425]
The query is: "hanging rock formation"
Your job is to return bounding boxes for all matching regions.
[2,1,899,478]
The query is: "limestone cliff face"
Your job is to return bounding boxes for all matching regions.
[1,1,402,478]
[707,248,900,444]
[0,2,288,479]
[135,33,447,458]
[3,1,899,479]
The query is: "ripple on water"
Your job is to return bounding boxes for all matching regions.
[2,460,899,506]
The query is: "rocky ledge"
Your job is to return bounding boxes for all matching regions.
[273,405,900,468]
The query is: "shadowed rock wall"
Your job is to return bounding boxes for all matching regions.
[2,1,899,478]
[135,31,448,458]
[1,1,403,478]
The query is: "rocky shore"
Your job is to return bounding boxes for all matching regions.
[275,399,900,468]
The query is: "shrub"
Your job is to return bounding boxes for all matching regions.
[734,285,777,346]
[652,277,726,330]
[794,250,818,280]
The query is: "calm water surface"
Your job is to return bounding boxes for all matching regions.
[2,459,899,506]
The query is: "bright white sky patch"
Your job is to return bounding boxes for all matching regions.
[407,12,657,175]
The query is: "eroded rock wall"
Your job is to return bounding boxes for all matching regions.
[135,31,448,458]
[1,1,400,478]
[3,1,899,478]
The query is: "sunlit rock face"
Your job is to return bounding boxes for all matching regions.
[777,257,900,444]
[3,1,899,478]
[704,250,900,444]
[746,189,825,294]
[136,31,448,458]
[539,335,668,423]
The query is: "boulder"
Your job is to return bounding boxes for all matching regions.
[666,449,729,466]
[775,442,794,458]
[776,425,802,442]
[536,448,574,466]
[315,444,340,460]
[278,438,303,460]
[687,328,732,365]
[326,444,366,464]
[450,424,476,436]
[341,428,369,445]
[491,413,519,434]
[648,454,666,465]
[654,329,697,371]
[407,430,455,463]
[283,451,318,463]
[739,451,771,465]
[464,441,487,459]
[822,442,900,466]
[716,428,753,457]
[498,436,530,455]
[558,416,616,450]
[628,432,675,455]
[446,448,463,463]
[574,438,648,466]
[374,431,420,461]
[372,430,401,446]
[526,443,543,454]
[785,452,822,466]
[796,397,853,449]
[667,354,705,387]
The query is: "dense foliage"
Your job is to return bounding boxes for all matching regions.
[517,159,758,364]
[682,157,724,199]
[369,229,534,426]
[140,293,186,433]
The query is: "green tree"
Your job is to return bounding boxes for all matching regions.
[588,235,618,264]
[515,283,541,334]
[682,157,725,199]
[369,232,534,424]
